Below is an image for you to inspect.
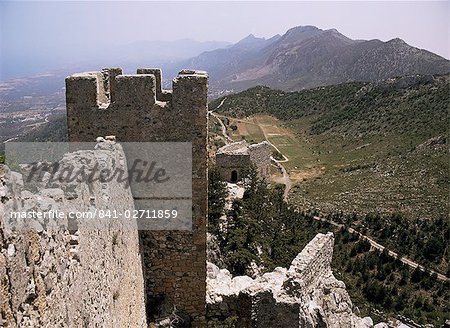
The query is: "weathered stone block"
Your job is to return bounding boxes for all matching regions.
[0,144,147,327]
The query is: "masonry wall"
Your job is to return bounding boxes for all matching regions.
[206,233,370,328]
[65,68,208,326]
[216,141,272,182]
[0,144,146,327]
[215,153,251,182]
[248,141,272,180]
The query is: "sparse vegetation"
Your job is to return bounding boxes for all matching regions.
[208,166,228,234]
[330,212,450,275]
[208,316,238,328]
[210,75,449,220]
[207,167,450,325]
[19,116,68,142]
[332,228,450,325]
[272,150,283,161]
[211,166,321,275]
[208,76,450,325]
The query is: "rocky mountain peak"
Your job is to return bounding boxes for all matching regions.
[280,25,323,44]
[234,33,267,48]
[387,37,407,45]
[285,25,322,34]
[183,25,450,94]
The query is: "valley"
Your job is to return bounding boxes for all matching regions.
[210,108,449,279]
[207,75,449,326]
[210,75,449,221]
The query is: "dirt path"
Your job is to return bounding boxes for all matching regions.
[312,216,449,282]
[272,160,291,201]
[211,107,447,281]
[212,110,292,200]
[253,117,291,199]
[210,111,233,144]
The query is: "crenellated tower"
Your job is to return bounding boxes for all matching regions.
[66,68,208,327]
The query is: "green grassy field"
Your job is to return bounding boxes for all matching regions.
[210,75,449,220]
[227,115,320,180]
[239,120,265,143]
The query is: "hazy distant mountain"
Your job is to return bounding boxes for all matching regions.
[108,39,231,63]
[179,34,281,83]
[1,39,231,80]
[182,25,450,92]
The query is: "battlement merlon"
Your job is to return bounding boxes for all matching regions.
[66,70,157,109]
[115,74,157,107]
[136,68,172,101]
[65,68,208,111]
[66,72,108,108]
[172,70,208,112]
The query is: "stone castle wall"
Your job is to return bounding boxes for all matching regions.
[283,229,335,293]
[0,143,146,327]
[65,68,208,326]
[206,233,374,328]
[216,141,272,182]
[248,141,272,180]
[215,153,251,182]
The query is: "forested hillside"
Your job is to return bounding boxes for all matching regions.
[210,74,449,221]
[208,167,450,326]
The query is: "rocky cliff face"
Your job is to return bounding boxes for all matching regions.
[206,232,375,328]
[184,25,450,93]
[0,141,146,327]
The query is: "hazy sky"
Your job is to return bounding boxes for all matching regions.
[1,1,449,61]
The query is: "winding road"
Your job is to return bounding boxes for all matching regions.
[271,159,291,201]
[210,114,233,144]
[312,216,449,282]
[209,97,292,202]
[210,101,291,201]
[211,100,448,281]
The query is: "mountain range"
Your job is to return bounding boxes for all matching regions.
[181,25,450,93]
[2,25,449,104]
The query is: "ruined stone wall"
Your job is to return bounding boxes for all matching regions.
[0,143,146,327]
[215,153,251,182]
[248,141,272,180]
[65,68,208,326]
[216,141,271,182]
[283,229,335,293]
[206,233,374,328]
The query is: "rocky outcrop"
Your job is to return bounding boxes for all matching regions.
[206,232,374,328]
[0,141,146,327]
[207,233,224,269]
[416,135,446,150]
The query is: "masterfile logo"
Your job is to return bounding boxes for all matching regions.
[4,141,192,231]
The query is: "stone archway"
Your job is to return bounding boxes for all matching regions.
[231,170,238,182]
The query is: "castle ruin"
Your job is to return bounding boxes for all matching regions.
[206,233,375,328]
[215,141,272,182]
[0,143,148,327]
[0,66,390,328]
[66,68,208,326]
